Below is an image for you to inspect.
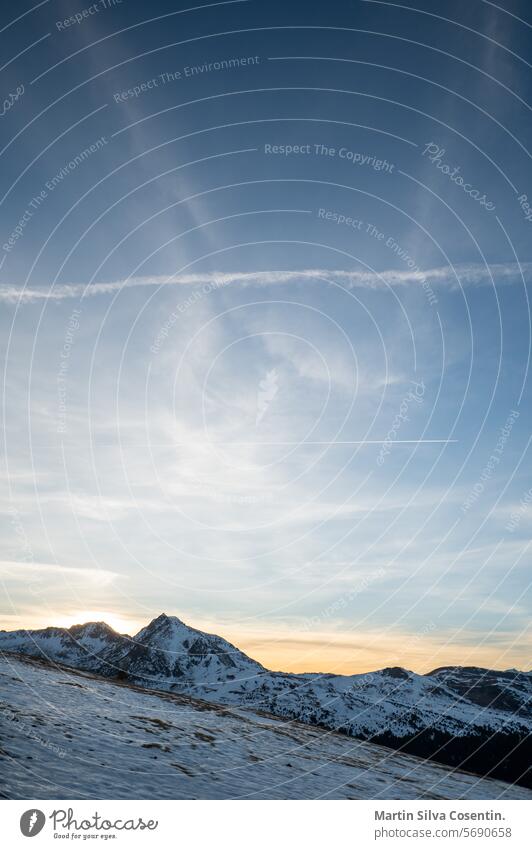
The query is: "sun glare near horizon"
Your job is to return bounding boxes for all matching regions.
[1,607,529,675]
[53,610,145,636]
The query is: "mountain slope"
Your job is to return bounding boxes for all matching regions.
[1,613,530,787]
[0,621,121,671]
[2,654,530,800]
[0,614,263,684]
[428,666,532,717]
[99,613,264,685]
[193,665,531,787]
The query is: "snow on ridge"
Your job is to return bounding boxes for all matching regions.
[2,654,531,801]
[0,610,530,789]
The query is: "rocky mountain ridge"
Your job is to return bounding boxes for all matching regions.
[1,613,530,786]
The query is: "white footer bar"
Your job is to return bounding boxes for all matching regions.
[2,799,530,848]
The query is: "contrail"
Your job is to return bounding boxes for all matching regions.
[1,262,530,304]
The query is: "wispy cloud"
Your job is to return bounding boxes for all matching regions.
[0,560,119,585]
[1,262,530,304]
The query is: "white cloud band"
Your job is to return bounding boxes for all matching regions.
[1,262,530,304]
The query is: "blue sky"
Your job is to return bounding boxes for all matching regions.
[1,0,531,672]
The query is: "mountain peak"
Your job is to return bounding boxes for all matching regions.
[121,612,264,681]
[147,612,185,627]
[68,621,122,638]
[134,613,188,639]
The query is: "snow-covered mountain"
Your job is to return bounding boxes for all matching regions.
[4,653,531,800]
[99,612,264,685]
[1,613,530,787]
[429,665,532,717]
[0,621,120,671]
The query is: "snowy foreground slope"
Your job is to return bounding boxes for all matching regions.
[1,614,530,787]
[1,655,530,801]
